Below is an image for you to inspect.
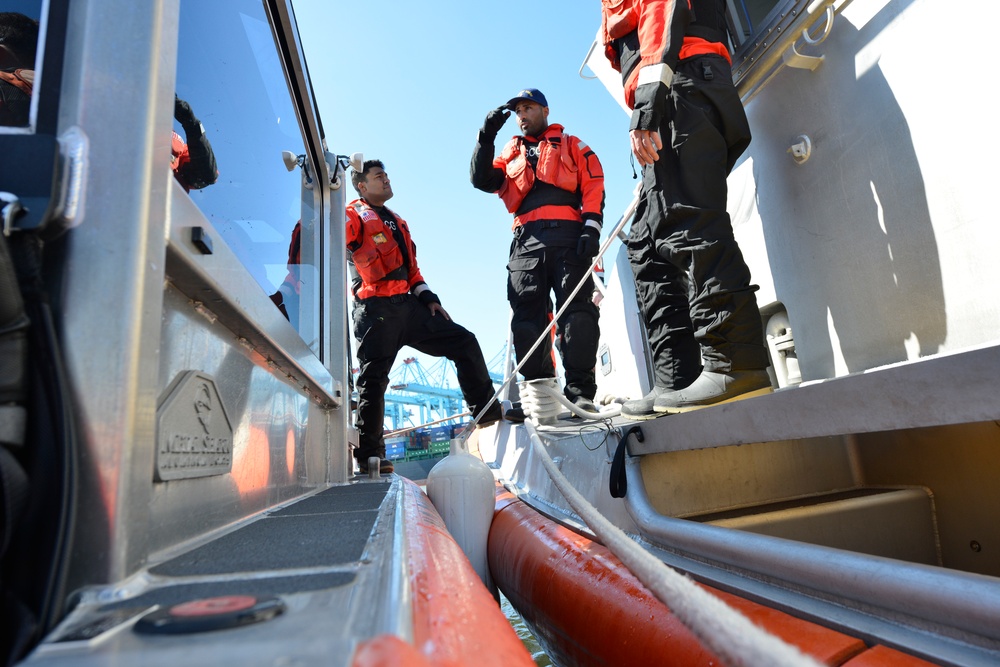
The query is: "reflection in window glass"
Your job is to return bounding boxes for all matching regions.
[0,0,42,129]
[175,0,320,354]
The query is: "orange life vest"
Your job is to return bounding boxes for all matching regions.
[346,199,423,300]
[497,127,582,215]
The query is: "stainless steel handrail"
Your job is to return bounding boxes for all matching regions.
[622,456,1000,663]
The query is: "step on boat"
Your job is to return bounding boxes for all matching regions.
[477,0,1000,665]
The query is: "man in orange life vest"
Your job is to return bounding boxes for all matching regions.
[471,88,605,418]
[347,159,501,475]
[600,0,772,417]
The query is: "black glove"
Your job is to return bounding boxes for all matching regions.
[481,105,510,137]
[577,226,600,258]
[174,95,199,129]
[417,290,441,307]
[269,291,289,320]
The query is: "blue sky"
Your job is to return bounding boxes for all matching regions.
[294,1,639,380]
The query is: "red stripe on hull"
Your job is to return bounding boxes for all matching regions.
[489,486,940,666]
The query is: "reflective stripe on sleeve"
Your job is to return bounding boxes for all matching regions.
[637,63,674,88]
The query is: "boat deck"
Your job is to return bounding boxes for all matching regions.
[24,479,403,666]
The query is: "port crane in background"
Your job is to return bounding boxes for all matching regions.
[351,349,509,431]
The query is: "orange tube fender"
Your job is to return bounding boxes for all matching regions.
[354,480,534,667]
[489,486,875,666]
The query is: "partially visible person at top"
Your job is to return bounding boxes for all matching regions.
[470,88,605,421]
[0,12,38,127]
[347,159,502,475]
[600,0,772,417]
[171,94,218,192]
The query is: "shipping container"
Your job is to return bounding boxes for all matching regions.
[385,437,407,461]
[428,425,450,444]
[450,422,472,438]
[407,430,430,450]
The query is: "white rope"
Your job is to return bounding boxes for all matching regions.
[519,378,621,424]
[524,421,824,667]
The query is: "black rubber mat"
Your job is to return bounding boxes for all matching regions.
[149,482,391,577]
[270,482,390,516]
[97,572,355,612]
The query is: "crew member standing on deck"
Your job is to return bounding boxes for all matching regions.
[348,159,501,475]
[471,88,605,420]
[600,0,772,417]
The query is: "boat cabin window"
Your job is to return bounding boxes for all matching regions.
[1,0,43,131]
[727,0,788,50]
[174,0,321,354]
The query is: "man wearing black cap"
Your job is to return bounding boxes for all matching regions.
[471,89,605,418]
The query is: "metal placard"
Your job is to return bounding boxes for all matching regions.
[155,371,234,481]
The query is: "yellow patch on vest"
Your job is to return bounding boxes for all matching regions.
[372,232,387,245]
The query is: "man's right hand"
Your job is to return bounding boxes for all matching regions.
[482,105,510,136]
[428,302,452,321]
[577,226,600,258]
[630,128,663,167]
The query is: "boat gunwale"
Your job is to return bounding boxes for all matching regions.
[620,455,1000,666]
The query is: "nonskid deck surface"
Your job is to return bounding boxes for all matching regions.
[38,481,395,653]
[149,483,387,578]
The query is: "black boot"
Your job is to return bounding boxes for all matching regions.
[504,402,527,423]
[357,458,394,475]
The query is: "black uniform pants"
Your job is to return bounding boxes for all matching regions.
[507,241,600,402]
[628,54,769,390]
[352,294,495,462]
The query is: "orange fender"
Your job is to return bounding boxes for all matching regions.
[352,635,435,667]
[489,486,938,666]
[354,480,534,667]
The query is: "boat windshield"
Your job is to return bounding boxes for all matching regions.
[174,0,321,354]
